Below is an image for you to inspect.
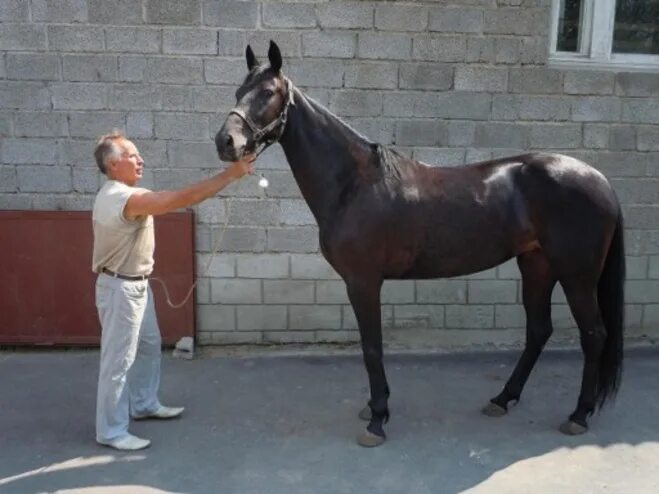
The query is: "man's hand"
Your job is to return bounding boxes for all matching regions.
[227,153,256,179]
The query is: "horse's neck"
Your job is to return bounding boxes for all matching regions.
[279,90,372,226]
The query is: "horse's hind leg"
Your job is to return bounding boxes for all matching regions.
[346,277,390,447]
[558,276,605,435]
[483,249,556,417]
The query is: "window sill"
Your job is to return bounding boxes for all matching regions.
[548,54,659,73]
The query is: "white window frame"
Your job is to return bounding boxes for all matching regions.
[549,0,659,72]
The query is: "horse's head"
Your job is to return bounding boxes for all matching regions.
[215,40,292,162]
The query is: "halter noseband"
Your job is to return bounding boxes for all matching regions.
[228,78,295,157]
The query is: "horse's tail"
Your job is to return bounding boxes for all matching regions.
[596,209,625,410]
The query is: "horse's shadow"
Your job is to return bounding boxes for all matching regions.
[1,348,657,494]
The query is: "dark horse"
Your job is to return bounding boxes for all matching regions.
[215,42,625,447]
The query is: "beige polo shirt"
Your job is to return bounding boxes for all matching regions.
[92,180,155,277]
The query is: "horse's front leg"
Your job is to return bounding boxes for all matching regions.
[346,277,389,447]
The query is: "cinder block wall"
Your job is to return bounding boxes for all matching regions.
[1,1,657,348]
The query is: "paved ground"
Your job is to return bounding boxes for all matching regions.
[1,346,658,494]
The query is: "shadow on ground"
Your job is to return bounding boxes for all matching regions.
[1,346,658,493]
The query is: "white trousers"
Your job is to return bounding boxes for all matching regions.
[95,273,162,442]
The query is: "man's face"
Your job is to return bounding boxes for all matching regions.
[108,139,144,186]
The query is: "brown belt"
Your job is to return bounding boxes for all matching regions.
[102,268,149,281]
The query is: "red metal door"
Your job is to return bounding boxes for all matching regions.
[0,211,195,345]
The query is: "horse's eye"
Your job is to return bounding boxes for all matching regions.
[263,89,274,98]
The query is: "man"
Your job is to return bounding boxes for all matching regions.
[92,130,255,451]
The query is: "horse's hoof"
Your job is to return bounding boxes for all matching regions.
[482,401,507,418]
[357,430,386,448]
[358,405,371,421]
[559,420,588,435]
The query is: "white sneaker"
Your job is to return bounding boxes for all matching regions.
[134,405,184,420]
[98,433,151,451]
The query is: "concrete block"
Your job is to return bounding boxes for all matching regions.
[317,2,373,29]
[237,306,287,331]
[285,59,344,88]
[59,139,97,167]
[650,256,659,279]
[621,100,659,124]
[262,3,317,28]
[3,138,58,164]
[343,305,393,330]
[495,304,526,328]
[228,199,280,226]
[564,70,615,95]
[72,167,100,193]
[509,67,562,94]
[210,279,261,304]
[290,305,341,330]
[203,0,258,28]
[315,330,360,343]
[529,123,582,149]
[145,57,203,84]
[195,198,227,225]
[375,4,428,32]
[48,25,104,52]
[583,124,609,149]
[32,0,87,22]
[520,36,548,64]
[623,205,659,229]
[468,280,517,303]
[218,30,246,56]
[14,112,67,137]
[204,59,247,85]
[246,31,302,58]
[413,35,466,62]
[345,118,396,145]
[264,280,314,304]
[167,141,217,168]
[466,36,494,63]
[236,254,289,279]
[303,32,356,59]
[17,165,71,192]
[382,280,415,303]
[329,90,381,117]
[291,254,340,280]
[105,27,160,53]
[399,63,452,90]
[395,120,449,146]
[213,226,267,252]
[191,86,235,113]
[117,56,146,82]
[0,167,17,192]
[155,113,209,140]
[393,305,444,329]
[63,55,118,82]
[572,97,622,122]
[0,193,32,209]
[89,0,143,25]
[51,83,107,110]
[110,84,160,110]
[145,0,201,25]
[608,125,636,151]
[626,280,659,303]
[263,331,316,344]
[358,33,412,60]
[0,24,46,50]
[616,73,659,97]
[6,54,59,81]
[429,7,483,33]
[0,0,28,21]
[413,147,465,166]
[316,280,348,304]
[69,111,125,138]
[625,256,649,279]
[483,8,544,35]
[163,28,217,55]
[197,304,235,331]
[494,37,521,64]
[638,126,659,152]
[474,123,527,148]
[267,227,319,253]
[126,112,153,138]
[196,253,234,277]
[416,280,466,303]
[454,66,508,92]
[0,112,12,136]
[344,62,398,89]
[279,199,315,226]
[445,304,494,329]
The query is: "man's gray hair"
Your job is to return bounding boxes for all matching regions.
[94,130,125,174]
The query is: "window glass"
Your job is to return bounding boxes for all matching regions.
[557,0,583,52]
[613,0,659,54]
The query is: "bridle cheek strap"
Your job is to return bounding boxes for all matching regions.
[228,78,295,157]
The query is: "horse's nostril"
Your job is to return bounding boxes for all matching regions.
[225,135,233,148]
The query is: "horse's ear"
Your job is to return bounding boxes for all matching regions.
[246,45,259,71]
[268,40,282,73]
